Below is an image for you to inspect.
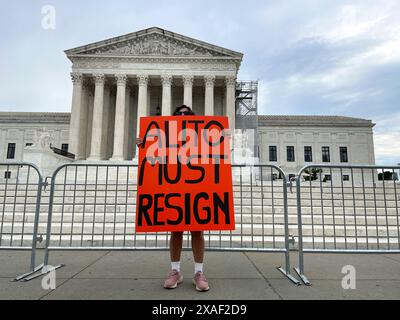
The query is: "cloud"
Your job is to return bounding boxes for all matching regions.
[0,1,399,164]
[374,132,400,165]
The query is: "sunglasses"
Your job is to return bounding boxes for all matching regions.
[177,110,192,115]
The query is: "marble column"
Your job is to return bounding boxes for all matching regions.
[204,75,215,115]
[101,86,111,160]
[225,76,236,132]
[136,75,149,138]
[123,85,131,160]
[183,75,194,108]
[146,83,151,116]
[85,89,94,159]
[88,73,105,160]
[161,75,172,115]
[111,74,127,160]
[77,83,89,159]
[68,72,83,158]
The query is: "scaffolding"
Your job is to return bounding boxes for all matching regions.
[235,81,259,158]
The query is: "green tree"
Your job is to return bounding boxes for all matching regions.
[378,171,397,181]
[303,168,323,181]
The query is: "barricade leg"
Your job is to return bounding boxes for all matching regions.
[15,178,46,281]
[293,176,311,285]
[0,163,48,282]
[277,175,300,285]
[22,167,65,282]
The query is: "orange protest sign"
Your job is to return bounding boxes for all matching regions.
[135,116,235,232]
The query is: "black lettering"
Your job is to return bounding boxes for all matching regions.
[185,161,205,184]
[165,121,170,148]
[165,193,183,225]
[141,121,162,149]
[139,157,161,186]
[188,120,204,147]
[184,193,191,224]
[214,163,220,184]
[209,154,228,167]
[153,194,165,226]
[193,193,211,224]
[163,159,182,184]
[165,121,178,148]
[213,192,230,224]
[138,194,153,226]
[158,163,163,185]
[181,120,187,146]
[203,120,224,147]
[138,157,148,187]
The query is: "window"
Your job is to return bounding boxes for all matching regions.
[343,175,350,181]
[61,144,69,153]
[340,147,348,163]
[287,146,295,162]
[289,174,295,180]
[4,171,11,179]
[304,146,313,162]
[269,146,277,162]
[25,143,33,147]
[322,146,330,162]
[7,143,16,159]
[324,174,332,181]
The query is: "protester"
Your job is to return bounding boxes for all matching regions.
[136,105,210,292]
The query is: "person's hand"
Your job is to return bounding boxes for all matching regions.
[136,137,143,146]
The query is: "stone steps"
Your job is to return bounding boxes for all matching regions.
[2,236,397,250]
[0,236,288,249]
[0,208,400,223]
[1,224,398,248]
[1,186,400,200]
[1,181,400,191]
[2,204,400,217]
[1,181,399,249]
[1,222,398,236]
[0,212,395,234]
[2,193,399,205]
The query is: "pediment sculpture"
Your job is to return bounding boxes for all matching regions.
[82,33,226,57]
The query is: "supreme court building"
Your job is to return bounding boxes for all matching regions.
[0,27,376,179]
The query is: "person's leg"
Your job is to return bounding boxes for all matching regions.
[191,231,204,263]
[191,231,209,291]
[170,231,184,263]
[164,232,184,289]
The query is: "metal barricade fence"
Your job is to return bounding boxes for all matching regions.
[0,162,46,280]
[294,164,400,285]
[6,162,399,285]
[23,163,299,284]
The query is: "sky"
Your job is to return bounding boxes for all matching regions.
[0,0,399,165]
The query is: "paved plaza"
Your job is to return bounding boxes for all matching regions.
[0,250,399,300]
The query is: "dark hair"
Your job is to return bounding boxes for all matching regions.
[173,105,195,115]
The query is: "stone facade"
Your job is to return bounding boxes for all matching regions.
[0,113,70,162]
[0,27,376,176]
[65,27,242,160]
[258,115,376,179]
[0,113,375,168]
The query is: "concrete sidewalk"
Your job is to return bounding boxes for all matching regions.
[0,250,399,300]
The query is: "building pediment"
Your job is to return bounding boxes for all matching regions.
[65,27,243,60]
